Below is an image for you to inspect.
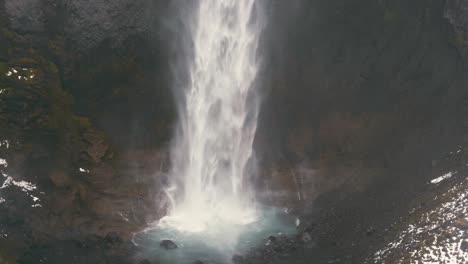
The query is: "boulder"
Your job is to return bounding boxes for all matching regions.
[461,240,468,252]
[49,170,71,188]
[301,231,312,243]
[105,232,122,245]
[159,240,177,250]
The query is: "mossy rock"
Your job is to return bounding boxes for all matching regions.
[14,57,41,67]
[1,28,16,41]
[383,8,400,25]
[0,249,17,264]
[0,20,119,164]
[0,61,8,75]
[0,61,9,87]
[451,33,468,49]
[74,116,92,130]
[48,36,66,58]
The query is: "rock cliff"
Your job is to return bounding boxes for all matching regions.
[1,0,468,263]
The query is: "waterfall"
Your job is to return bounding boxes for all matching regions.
[159,0,264,236]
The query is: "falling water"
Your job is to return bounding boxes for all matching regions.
[133,2,297,262]
[159,0,264,238]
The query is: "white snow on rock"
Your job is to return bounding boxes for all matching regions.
[373,179,468,263]
[79,167,90,173]
[0,166,42,207]
[430,172,455,184]
[0,139,10,149]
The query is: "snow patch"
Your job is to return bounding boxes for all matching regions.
[373,180,468,263]
[1,172,42,206]
[79,167,90,173]
[118,212,130,222]
[0,139,10,149]
[430,172,454,184]
[4,67,35,81]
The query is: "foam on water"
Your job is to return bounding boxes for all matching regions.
[135,207,297,264]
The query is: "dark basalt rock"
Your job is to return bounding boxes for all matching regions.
[232,254,244,264]
[159,239,178,250]
[105,232,122,245]
[445,0,468,59]
[4,0,168,51]
[461,240,468,252]
[268,235,277,242]
[301,231,312,243]
[4,0,44,33]
[365,227,377,236]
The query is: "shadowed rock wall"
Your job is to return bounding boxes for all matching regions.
[257,0,468,203]
[254,0,468,262]
[0,1,173,259]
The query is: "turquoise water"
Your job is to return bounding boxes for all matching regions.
[133,207,298,264]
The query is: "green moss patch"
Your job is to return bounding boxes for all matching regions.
[0,61,8,75]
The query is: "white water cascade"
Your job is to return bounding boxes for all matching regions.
[158,0,264,240]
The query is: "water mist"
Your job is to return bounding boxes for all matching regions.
[159,0,264,241]
[133,2,297,262]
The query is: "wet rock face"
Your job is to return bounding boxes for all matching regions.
[2,0,174,147]
[59,0,161,51]
[4,0,168,50]
[105,232,123,245]
[252,0,468,262]
[258,0,468,204]
[445,0,468,60]
[15,237,138,264]
[445,0,468,47]
[83,132,109,164]
[0,0,172,252]
[4,0,44,33]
